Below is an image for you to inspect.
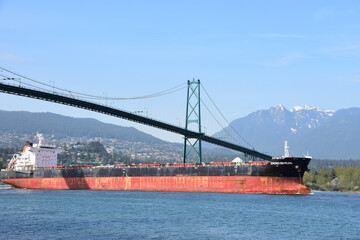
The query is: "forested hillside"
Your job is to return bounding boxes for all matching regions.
[309,159,360,171]
[0,110,163,144]
[304,167,360,192]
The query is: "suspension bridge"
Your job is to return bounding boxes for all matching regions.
[0,67,272,162]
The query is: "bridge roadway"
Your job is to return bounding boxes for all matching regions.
[0,83,272,160]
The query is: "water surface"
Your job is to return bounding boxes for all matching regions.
[1,190,359,239]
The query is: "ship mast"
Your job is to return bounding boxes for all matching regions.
[284,141,290,157]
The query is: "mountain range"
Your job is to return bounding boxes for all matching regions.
[1,106,360,159]
[214,105,360,159]
[0,110,164,144]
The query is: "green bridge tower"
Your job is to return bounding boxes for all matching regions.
[183,79,203,163]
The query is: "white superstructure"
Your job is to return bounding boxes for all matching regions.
[7,133,63,171]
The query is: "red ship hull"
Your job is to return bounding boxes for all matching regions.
[2,176,310,194]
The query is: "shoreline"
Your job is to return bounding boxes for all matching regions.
[311,190,360,194]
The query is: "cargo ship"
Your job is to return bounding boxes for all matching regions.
[1,134,311,194]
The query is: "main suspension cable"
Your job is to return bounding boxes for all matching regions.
[200,98,243,146]
[200,84,255,150]
[187,84,243,146]
[0,67,186,100]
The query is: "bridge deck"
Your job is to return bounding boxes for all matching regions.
[0,83,272,160]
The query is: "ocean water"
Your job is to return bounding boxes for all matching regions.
[0,190,359,240]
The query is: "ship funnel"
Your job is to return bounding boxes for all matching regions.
[284,141,290,157]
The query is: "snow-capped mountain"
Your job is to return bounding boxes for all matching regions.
[213,105,360,159]
[289,105,334,133]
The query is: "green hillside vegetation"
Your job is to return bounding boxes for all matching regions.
[304,167,360,192]
[58,141,131,166]
[0,147,17,170]
[309,159,360,171]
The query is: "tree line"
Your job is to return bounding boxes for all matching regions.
[309,159,360,171]
[303,167,360,192]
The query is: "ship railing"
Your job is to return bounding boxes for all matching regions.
[247,161,271,165]
[37,161,271,170]
[114,164,127,168]
[43,166,65,169]
[41,165,95,170]
[210,162,237,166]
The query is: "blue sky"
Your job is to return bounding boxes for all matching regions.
[0,0,359,143]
